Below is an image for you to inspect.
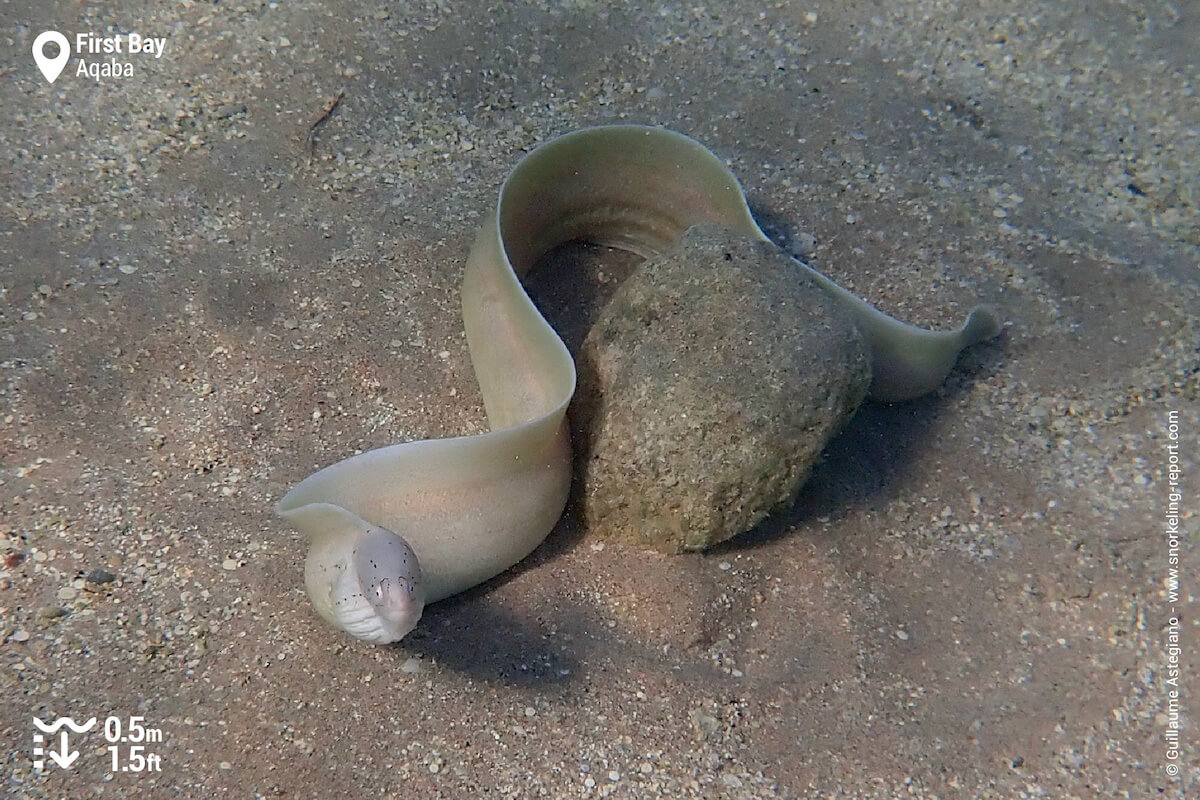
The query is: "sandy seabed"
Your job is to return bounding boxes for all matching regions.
[1,1,1197,797]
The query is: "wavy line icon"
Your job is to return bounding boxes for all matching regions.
[33,717,97,734]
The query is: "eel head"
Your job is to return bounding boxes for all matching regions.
[287,502,427,645]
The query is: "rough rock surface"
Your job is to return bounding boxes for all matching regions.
[574,225,871,551]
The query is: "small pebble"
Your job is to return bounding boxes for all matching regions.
[57,587,78,602]
[37,606,70,622]
[215,103,247,120]
[222,559,239,571]
[401,657,422,674]
[11,629,31,643]
[86,569,117,584]
[793,231,818,257]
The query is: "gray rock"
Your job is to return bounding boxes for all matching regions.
[86,568,117,585]
[36,605,70,623]
[573,225,870,551]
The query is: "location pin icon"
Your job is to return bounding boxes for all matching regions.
[33,31,71,84]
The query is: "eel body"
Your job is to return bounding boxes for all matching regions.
[277,125,1001,644]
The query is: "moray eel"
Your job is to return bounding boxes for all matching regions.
[277,125,1001,644]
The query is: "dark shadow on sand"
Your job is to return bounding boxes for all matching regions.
[388,590,581,686]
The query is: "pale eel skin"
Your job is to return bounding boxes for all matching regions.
[277,125,1001,644]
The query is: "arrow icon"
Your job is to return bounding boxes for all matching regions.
[32,717,94,770]
[47,731,79,768]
